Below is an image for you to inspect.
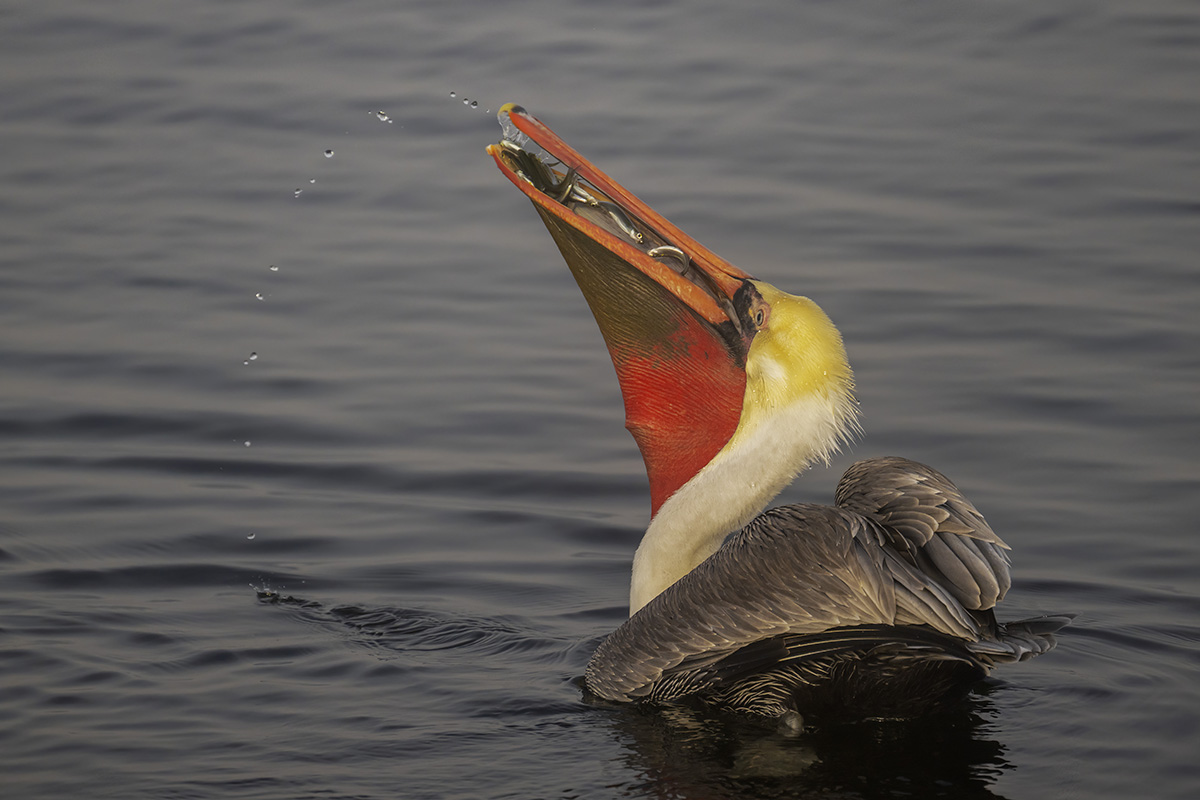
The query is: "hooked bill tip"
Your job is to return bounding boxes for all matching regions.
[496,103,533,151]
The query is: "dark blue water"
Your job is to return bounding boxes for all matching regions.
[2,1,1198,797]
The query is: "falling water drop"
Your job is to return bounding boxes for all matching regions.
[324,149,334,158]
[247,532,256,540]
[374,110,391,123]
[470,100,478,109]
[293,188,303,198]
[244,441,252,447]
[269,264,279,272]
[449,91,456,98]
[255,292,265,301]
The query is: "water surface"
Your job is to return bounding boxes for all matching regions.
[2,1,1199,798]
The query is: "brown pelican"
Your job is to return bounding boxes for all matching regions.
[487,104,1069,724]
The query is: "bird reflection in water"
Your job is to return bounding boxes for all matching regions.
[600,691,1011,799]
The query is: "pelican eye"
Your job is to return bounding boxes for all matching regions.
[754,304,770,329]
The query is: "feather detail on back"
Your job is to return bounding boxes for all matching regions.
[836,456,1012,610]
[585,457,1069,718]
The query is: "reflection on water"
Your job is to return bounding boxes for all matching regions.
[606,696,1012,799]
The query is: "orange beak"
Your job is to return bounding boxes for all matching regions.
[487,104,755,517]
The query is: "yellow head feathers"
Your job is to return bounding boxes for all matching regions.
[728,281,858,462]
[745,282,853,409]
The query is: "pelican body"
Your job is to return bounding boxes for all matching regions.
[487,105,1068,723]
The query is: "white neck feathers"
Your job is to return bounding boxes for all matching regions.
[627,391,855,615]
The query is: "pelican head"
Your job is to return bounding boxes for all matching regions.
[730,280,858,468]
[488,105,857,612]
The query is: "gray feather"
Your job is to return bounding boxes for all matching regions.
[584,456,1066,715]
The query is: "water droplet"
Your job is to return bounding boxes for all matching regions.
[247,532,256,539]
[463,98,470,106]
[244,441,252,448]
[470,100,478,109]
[255,292,265,301]
[293,188,303,198]
[324,149,334,158]
[449,91,456,98]
[309,178,316,184]
[269,264,279,272]
[375,110,391,123]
